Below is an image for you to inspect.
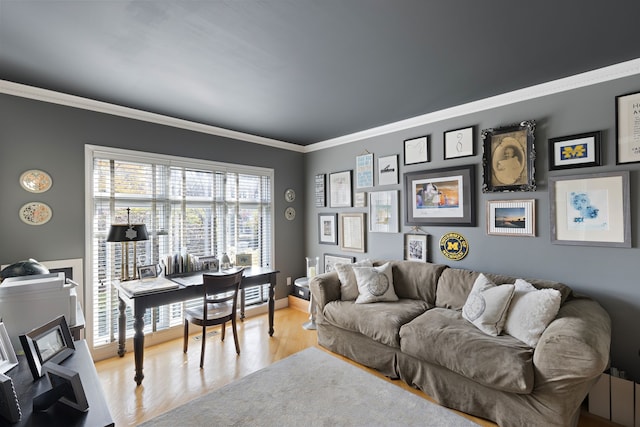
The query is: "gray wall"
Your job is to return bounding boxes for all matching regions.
[305,73,640,381]
[0,94,306,299]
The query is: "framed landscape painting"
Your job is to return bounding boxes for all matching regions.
[486,199,535,237]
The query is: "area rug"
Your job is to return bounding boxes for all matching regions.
[139,347,478,426]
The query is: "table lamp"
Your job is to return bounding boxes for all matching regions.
[107,208,149,281]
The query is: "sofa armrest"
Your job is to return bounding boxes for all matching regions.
[533,297,610,397]
[309,272,341,311]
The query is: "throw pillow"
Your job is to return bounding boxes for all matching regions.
[353,262,399,304]
[335,259,374,301]
[462,274,515,336]
[504,279,561,347]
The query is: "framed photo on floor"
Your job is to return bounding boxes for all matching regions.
[481,120,536,192]
[486,199,535,237]
[323,254,355,274]
[404,164,475,226]
[549,171,631,247]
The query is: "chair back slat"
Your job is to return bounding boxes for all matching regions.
[202,269,244,300]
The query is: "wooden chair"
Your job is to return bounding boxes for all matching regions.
[183,269,244,368]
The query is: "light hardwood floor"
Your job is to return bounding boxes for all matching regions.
[95,307,614,426]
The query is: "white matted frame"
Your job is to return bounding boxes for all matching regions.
[549,171,631,247]
[318,213,338,245]
[444,126,475,159]
[404,136,429,165]
[339,212,366,253]
[405,234,427,262]
[329,170,353,207]
[368,190,399,233]
[487,199,535,237]
[377,155,398,186]
[0,324,17,374]
[616,91,640,164]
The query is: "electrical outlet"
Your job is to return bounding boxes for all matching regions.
[286,276,292,286]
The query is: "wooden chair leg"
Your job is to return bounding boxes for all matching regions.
[183,319,189,353]
[231,316,240,355]
[221,322,226,341]
[200,325,206,369]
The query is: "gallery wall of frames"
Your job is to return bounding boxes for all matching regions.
[305,72,640,383]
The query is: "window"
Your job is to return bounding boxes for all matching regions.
[86,146,273,351]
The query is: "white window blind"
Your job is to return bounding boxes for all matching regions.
[88,147,273,349]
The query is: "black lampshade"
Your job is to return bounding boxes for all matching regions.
[107,224,149,242]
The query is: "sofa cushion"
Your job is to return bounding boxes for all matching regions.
[400,308,534,393]
[323,299,429,348]
[462,274,514,336]
[353,263,399,304]
[335,259,374,301]
[435,268,573,310]
[504,279,561,347]
[387,261,447,305]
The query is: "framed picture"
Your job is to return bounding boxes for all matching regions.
[377,155,399,186]
[318,213,338,245]
[405,234,428,262]
[355,153,374,189]
[137,264,159,279]
[481,120,536,192]
[339,212,366,253]
[404,135,429,165]
[444,126,475,159]
[323,254,355,274]
[354,191,367,207]
[0,324,17,374]
[548,131,602,170]
[329,170,352,208]
[314,173,326,207]
[616,91,640,164]
[199,256,219,272]
[41,362,89,412]
[549,171,631,247]
[235,253,252,266]
[368,190,399,233]
[20,315,75,381]
[0,373,20,423]
[404,164,475,226]
[486,199,536,237]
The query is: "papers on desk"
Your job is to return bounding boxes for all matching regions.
[120,277,180,296]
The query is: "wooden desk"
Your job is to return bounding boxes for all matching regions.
[8,340,114,427]
[115,267,279,386]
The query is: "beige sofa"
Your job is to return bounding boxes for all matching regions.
[309,261,611,427]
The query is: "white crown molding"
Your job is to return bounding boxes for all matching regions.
[0,80,306,153]
[2,57,640,154]
[304,57,640,153]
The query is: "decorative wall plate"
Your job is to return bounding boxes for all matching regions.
[19,202,52,225]
[285,207,296,221]
[19,169,52,193]
[285,188,296,202]
[439,232,469,261]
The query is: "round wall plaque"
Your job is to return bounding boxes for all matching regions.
[285,207,296,221]
[439,232,469,261]
[20,169,52,193]
[285,188,296,202]
[19,202,53,225]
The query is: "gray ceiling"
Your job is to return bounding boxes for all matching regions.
[2,1,640,146]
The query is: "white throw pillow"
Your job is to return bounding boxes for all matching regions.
[353,262,399,304]
[462,274,515,336]
[335,259,373,301]
[504,279,561,347]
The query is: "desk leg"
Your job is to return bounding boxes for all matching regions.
[268,276,275,336]
[118,298,126,357]
[133,314,145,386]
